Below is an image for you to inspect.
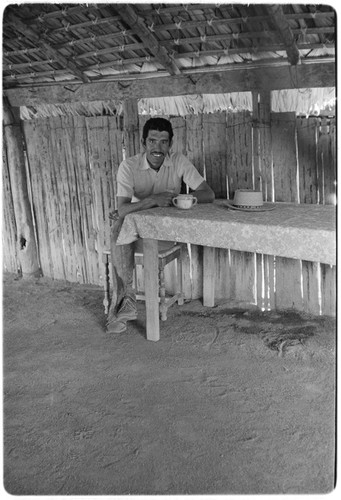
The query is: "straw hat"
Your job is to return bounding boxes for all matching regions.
[224,189,275,212]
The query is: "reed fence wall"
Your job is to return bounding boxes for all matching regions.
[2,111,336,316]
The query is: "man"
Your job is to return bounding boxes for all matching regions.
[107,117,215,333]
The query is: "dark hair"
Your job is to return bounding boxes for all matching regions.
[142,117,173,144]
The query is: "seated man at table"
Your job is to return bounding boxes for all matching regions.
[107,117,215,333]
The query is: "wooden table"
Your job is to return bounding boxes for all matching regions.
[117,200,336,341]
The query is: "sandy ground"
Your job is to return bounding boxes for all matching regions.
[2,272,336,495]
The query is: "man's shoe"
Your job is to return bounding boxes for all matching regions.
[106,319,127,334]
[116,296,138,322]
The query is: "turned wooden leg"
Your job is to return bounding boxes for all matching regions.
[103,252,110,315]
[159,264,167,321]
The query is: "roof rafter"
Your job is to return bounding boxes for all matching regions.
[113,3,181,76]
[265,4,300,65]
[4,61,335,108]
[2,3,335,90]
[4,11,90,83]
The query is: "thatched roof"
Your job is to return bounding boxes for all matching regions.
[3,3,336,111]
[3,3,335,86]
[20,87,336,120]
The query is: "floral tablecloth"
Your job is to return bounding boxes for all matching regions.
[116,200,336,265]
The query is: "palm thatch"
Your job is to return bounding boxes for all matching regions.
[3,3,335,87]
[20,87,335,120]
[3,4,336,115]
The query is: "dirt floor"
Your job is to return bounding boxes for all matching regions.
[2,272,336,495]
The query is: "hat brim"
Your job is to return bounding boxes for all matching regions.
[224,200,276,212]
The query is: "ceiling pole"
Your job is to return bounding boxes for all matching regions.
[266,4,300,65]
[5,11,90,83]
[114,4,181,76]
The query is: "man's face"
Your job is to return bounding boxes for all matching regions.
[143,129,172,170]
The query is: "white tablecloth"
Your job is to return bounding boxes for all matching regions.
[117,200,336,265]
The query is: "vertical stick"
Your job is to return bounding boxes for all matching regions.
[123,99,140,157]
[214,248,231,301]
[186,114,204,176]
[297,117,318,204]
[230,250,255,303]
[203,112,228,198]
[301,260,320,315]
[143,238,160,341]
[252,91,260,192]
[271,112,297,202]
[259,91,273,201]
[203,246,216,307]
[275,256,303,310]
[320,264,336,316]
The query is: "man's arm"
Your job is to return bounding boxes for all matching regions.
[191,180,215,203]
[178,153,215,203]
[117,180,215,217]
[117,192,174,218]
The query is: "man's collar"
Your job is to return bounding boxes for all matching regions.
[139,152,172,170]
[139,154,149,170]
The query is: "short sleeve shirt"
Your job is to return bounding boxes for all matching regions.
[116,152,205,201]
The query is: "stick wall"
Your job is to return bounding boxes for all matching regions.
[2,112,336,315]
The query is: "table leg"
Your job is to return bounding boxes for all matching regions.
[143,238,160,341]
[203,246,216,307]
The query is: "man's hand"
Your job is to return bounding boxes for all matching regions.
[117,192,175,217]
[150,191,174,207]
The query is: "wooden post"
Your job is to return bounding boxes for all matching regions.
[3,98,40,277]
[123,99,140,157]
[203,246,216,307]
[252,91,260,191]
[252,91,273,201]
[143,238,160,341]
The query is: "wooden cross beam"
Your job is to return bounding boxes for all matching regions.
[266,4,300,65]
[4,11,90,83]
[4,61,335,107]
[113,3,181,76]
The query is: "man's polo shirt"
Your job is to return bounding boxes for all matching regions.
[116,152,204,201]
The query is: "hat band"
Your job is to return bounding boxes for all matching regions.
[234,204,263,209]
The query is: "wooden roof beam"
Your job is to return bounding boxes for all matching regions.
[4,61,335,107]
[4,11,90,83]
[266,4,300,65]
[113,3,181,76]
